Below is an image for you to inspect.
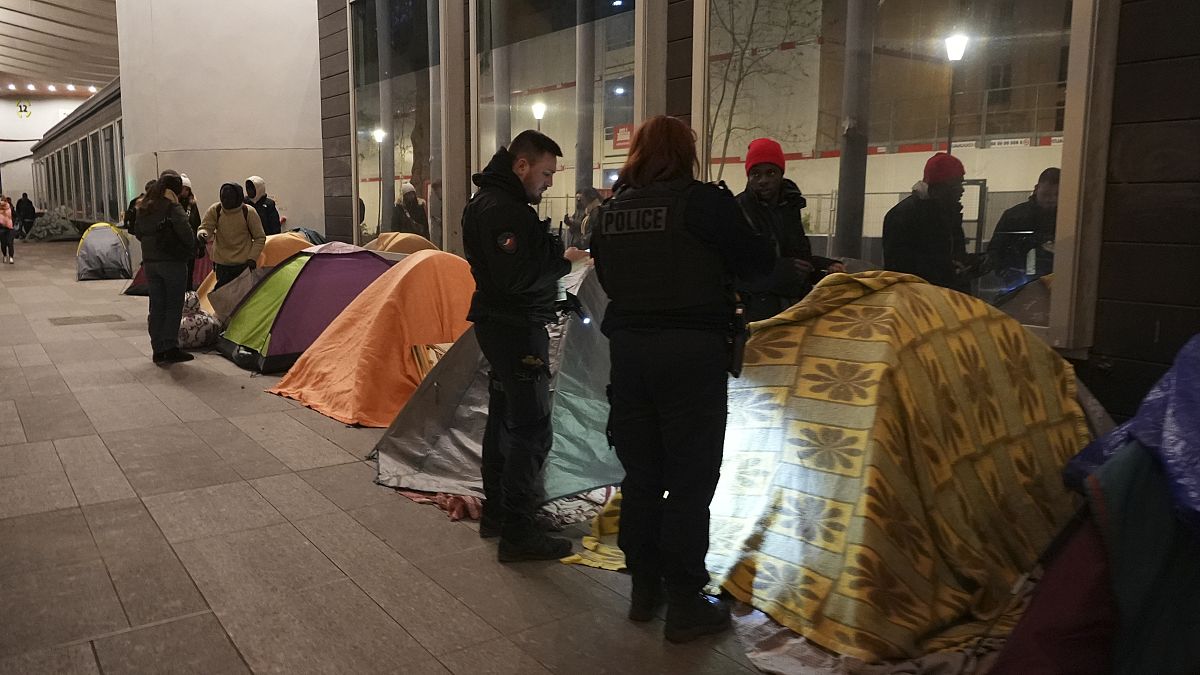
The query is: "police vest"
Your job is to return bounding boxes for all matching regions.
[591,179,731,313]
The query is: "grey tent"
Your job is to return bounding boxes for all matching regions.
[27,208,81,242]
[76,223,133,280]
[374,267,622,503]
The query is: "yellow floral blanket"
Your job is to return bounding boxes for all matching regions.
[566,271,1090,661]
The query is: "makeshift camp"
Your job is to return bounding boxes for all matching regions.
[26,208,80,242]
[76,223,133,280]
[364,231,437,254]
[374,267,614,501]
[994,334,1200,675]
[268,249,474,426]
[290,227,327,245]
[217,242,396,373]
[194,232,313,313]
[124,245,213,295]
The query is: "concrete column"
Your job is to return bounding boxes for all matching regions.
[832,0,876,259]
[115,0,325,231]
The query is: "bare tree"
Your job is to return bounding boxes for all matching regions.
[706,0,822,181]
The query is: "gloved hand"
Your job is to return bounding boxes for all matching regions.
[245,259,257,270]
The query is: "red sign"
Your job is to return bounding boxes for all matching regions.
[613,124,634,150]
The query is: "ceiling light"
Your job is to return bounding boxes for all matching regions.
[26,84,36,91]
[66,84,76,92]
[87,85,97,93]
[47,85,57,92]
[5,84,14,91]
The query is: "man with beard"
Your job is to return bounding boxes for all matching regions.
[883,153,971,293]
[736,138,844,322]
[987,167,1060,287]
[461,130,590,563]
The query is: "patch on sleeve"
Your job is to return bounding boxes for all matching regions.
[496,232,518,254]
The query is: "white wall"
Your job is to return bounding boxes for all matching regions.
[116,0,325,231]
[0,96,83,195]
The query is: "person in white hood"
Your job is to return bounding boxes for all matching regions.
[244,175,282,235]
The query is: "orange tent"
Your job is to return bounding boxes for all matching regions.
[364,232,438,254]
[268,249,474,427]
[197,232,313,315]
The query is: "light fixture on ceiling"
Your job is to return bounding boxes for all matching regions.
[47,85,57,92]
[88,85,97,93]
[26,84,36,91]
[6,84,14,91]
[66,84,76,92]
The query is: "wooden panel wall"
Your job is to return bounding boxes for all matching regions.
[317,0,354,242]
[1076,0,1200,418]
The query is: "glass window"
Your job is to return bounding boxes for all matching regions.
[705,0,1072,326]
[103,127,120,221]
[474,0,636,234]
[64,146,75,216]
[81,137,94,219]
[351,0,443,246]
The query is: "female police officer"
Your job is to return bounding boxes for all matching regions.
[590,116,774,642]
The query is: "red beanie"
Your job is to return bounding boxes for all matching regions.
[923,153,965,185]
[745,138,786,175]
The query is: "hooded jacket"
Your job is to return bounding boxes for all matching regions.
[135,192,193,262]
[882,181,968,292]
[200,183,267,265]
[15,196,35,221]
[462,147,570,326]
[245,176,282,236]
[736,179,839,322]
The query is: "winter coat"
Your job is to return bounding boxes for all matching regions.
[245,176,282,236]
[736,179,840,322]
[882,184,968,292]
[15,197,35,221]
[392,197,430,239]
[199,202,267,265]
[462,147,570,326]
[987,197,1056,283]
[0,204,12,230]
[135,193,194,262]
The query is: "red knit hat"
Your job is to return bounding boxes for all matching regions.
[923,153,966,185]
[745,138,786,175]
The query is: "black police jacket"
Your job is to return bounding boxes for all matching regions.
[462,148,570,326]
[592,178,775,334]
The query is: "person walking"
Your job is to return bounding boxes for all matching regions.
[199,182,266,290]
[462,130,590,563]
[590,115,775,643]
[132,170,195,364]
[0,198,15,264]
[15,193,35,239]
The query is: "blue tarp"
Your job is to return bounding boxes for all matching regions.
[1066,334,1200,530]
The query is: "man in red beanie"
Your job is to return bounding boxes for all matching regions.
[882,152,971,292]
[736,138,844,322]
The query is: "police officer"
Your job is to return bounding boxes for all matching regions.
[462,130,590,562]
[591,116,775,643]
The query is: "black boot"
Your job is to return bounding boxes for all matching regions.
[628,576,664,622]
[161,348,194,364]
[479,501,505,539]
[497,518,572,562]
[664,593,731,643]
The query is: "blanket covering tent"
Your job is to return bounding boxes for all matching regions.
[268,249,473,426]
[26,208,79,241]
[564,272,1089,662]
[76,223,133,280]
[364,231,438,254]
[373,267,618,502]
[217,242,395,373]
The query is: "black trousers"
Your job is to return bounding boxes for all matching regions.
[0,228,12,257]
[144,261,188,354]
[475,320,553,536]
[213,262,247,290]
[608,328,728,597]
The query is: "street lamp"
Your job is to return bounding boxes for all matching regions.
[371,128,387,143]
[944,34,968,154]
[531,102,547,132]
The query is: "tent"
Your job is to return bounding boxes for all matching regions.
[290,227,327,245]
[76,223,133,280]
[192,232,313,313]
[373,267,616,501]
[217,242,396,373]
[364,232,438,254]
[26,209,80,242]
[123,243,213,295]
[268,249,474,426]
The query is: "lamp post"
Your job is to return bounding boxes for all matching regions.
[531,102,547,132]
[945,33,968,154]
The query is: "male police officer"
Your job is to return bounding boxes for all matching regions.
[463,130,590,562]
[591,115,774,642]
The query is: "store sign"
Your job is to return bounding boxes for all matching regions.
[990,137,1032,148]
[613,124,633,150]
[16,100,31,119]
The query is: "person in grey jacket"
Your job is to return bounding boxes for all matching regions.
[132,170,195,365]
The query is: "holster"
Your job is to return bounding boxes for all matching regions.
[727,302,748,378]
